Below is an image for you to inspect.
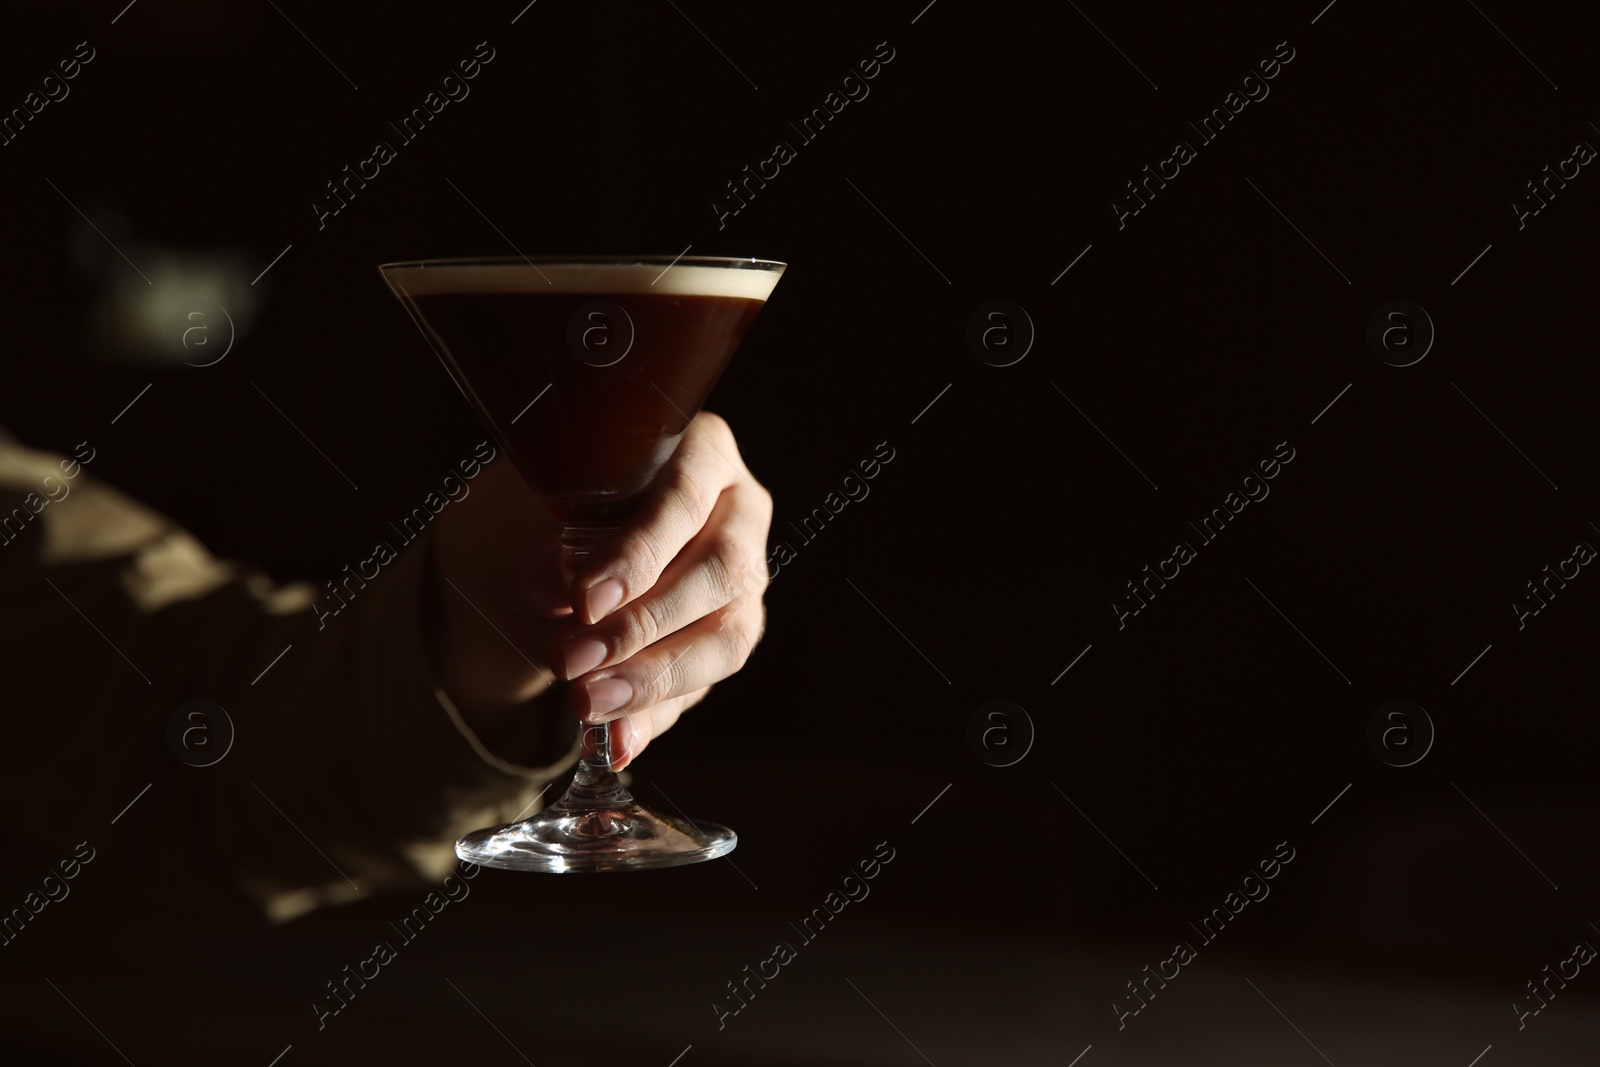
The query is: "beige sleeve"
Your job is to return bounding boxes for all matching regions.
[0,432,577,922]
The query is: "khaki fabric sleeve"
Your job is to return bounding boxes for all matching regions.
[0,432,577,922]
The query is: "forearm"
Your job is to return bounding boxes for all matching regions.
[0,440,576,920]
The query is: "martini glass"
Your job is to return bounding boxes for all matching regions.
[379,255,784,872]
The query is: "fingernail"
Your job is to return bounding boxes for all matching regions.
[563,636,608,680]
[583,677,633,720]
[584,578,625,623]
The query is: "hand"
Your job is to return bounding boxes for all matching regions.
[558,411,772,770]
[428,412,773,770]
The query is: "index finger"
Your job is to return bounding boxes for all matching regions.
[571,411,770,625]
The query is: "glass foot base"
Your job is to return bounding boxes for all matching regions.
[455,801,736,873]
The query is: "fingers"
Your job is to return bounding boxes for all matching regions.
[557,483,769,681]
[559,409,773,772]
[577,687,712,771]
[568,596,765,725]
[570,412,771,625]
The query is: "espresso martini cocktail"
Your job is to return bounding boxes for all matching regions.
[380,255,785,873]
[384,257,782,547]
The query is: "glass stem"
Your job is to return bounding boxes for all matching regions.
[559,524,619,574]
[564,730,632,806]
[559,525,631,809]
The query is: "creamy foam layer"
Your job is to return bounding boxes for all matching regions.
[384,261,782,300]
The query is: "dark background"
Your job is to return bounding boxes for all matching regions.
[2,0,1598,1062]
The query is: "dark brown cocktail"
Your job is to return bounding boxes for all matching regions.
[396,270,770,525]
[379,255,785,873]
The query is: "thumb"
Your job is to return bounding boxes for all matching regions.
[509,528,574,618]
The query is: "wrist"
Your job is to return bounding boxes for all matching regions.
[459,682,578,768]
[422,517,561,727]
